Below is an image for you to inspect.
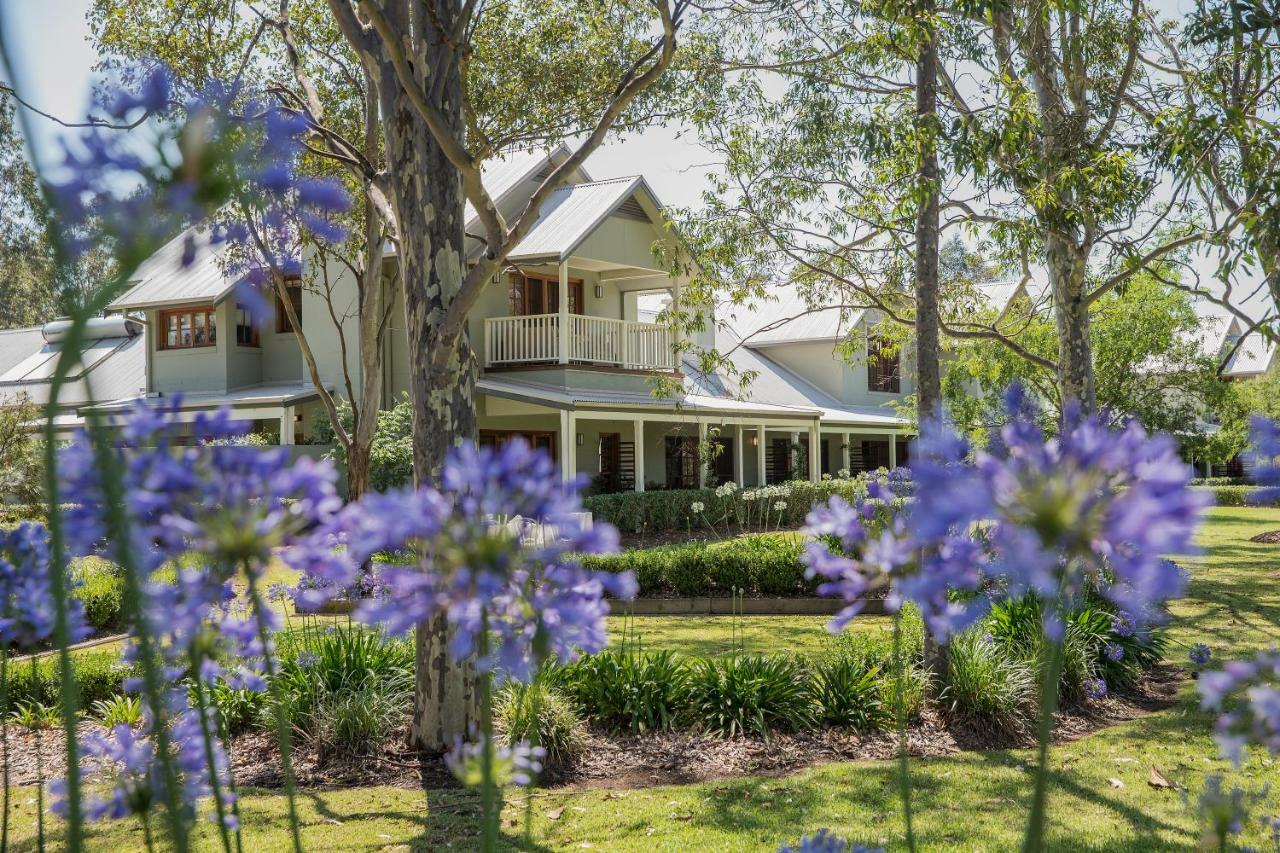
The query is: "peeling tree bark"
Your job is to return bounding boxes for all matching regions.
[375,7,480,753]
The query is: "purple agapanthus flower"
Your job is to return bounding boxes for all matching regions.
[0,523,90,649]
[777,830,884,853]
[1190,643,1213,667]
[1085,677,1108,700]
[53,693,235,830]
[59,398,342,687]
[1198,650,1280,764]
[1104,642,1125,662]
[446,735,546,788]
[286,439,631,682]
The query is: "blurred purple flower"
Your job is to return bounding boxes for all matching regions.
[1198,650,1280,764]
[446,735,546,788]
[1248,416,1280,502]
[0,523,90,648]
[777,831,883,853]
[286,439,629,682]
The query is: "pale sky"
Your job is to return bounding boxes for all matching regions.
[1,1,1272,325]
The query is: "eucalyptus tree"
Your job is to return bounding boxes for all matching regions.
[1149,0,1280,338]
[687,0,1219,412]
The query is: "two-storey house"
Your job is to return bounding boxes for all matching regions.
[76,145,922,489]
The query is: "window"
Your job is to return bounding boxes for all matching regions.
[235,304,260,347]
[276,278,303,333]
[159,306,217,350]
[479,429,557,460]
[507,273,584,316]
[867,337,900,393]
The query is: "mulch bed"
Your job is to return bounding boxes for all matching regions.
[1,667,1183,794]
[1249,530,1280,543]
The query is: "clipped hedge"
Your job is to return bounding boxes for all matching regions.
[3,649,135,711]
[583,534,814,597]
[583,479,875,534]
[1201,485,1279,507]
[74,570,125,633]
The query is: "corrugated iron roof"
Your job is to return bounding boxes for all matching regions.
[0,332,146,408]
[507,176,652,262]
[110,229,237,311]
[1224,332,1276,377]
[727,285,865,347]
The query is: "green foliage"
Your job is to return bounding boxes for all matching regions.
[3,650,132,711]
[493,680,586,767]
[583,534,810,598]
[811,655,887,731]
[1206,485,1278,507]
[9,700,60,731]
[559,648,689,734]
[272,625,414,748]
[91,694,144,729]
[942,632,1036,737]
[312,394,414,493]
[204,681,267,738]
[685,654,816,738]
[72,566,125,633]
[0,394,45,512]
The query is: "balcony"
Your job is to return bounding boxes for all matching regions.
[484,314,676,371]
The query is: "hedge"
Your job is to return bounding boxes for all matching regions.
[583,534,816,597]
[583,479,878,534]
[3,649,135,711]
[1200,485,1280,507]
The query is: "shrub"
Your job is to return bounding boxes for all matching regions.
[3,650,132,711]
[73,569,125,633]
[582,479,875,534]
[493,680,586,766]
[941,632,1036,736]
[91,694,144,728]
[583,534,808,598]
[309,680,408,758]
[811,655,887,731]
[1205,485,1277,507]
[685,654,816,738]
[313,394,414,493]
[204,681,267,737]
[560,649,689,734]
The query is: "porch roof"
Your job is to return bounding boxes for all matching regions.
[477,375,821,420]
[90,381,324,415]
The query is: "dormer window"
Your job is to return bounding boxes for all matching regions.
[276,277,303,333]
[159,306,217,350]
[867,336,900,393]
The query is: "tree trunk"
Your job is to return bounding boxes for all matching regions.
[1047,236,1096,412]
[377,7,480,751]
[914,0,948,688]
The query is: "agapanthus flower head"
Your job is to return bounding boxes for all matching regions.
[287,438,630,682]
[54,693,234,830]
[1198,649,1280,764]
[1190,643,1213,667]
[0,523,90,648]
[1085,677,1108,700]
[777,830,883,853]
[446,735,545,788]
[1104,642,1124,662]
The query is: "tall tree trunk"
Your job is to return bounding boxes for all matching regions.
[377,6,480,752]
[1047,237,1095,412]
[914,0,948,688]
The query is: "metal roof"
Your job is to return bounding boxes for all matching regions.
[1223,332,1276,377]
[727,285,866,348]
[110,229,238,311]
[92,381,324,412]
[0,331,147,408]
[506,176,656,263]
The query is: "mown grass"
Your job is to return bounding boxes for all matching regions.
[7,506,1280,850]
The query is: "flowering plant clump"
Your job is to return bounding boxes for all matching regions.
[289,439,632,683]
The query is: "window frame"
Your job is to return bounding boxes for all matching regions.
[507,272,585,316]
[158,305,218,351]
[866,336,901,394]
[275,276,304,334]
[235,303,261,348]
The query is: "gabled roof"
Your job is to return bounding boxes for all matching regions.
[1223,331,1276,378]
[464,145,588,228]
[506,176,661,263]
[110,229,237,311]
[725,284,866,348]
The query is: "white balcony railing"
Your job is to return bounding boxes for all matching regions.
[484,314,676,371]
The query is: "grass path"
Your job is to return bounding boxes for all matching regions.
[9,506,1280,850]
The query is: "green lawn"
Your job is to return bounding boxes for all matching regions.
[9,506,1280,850]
